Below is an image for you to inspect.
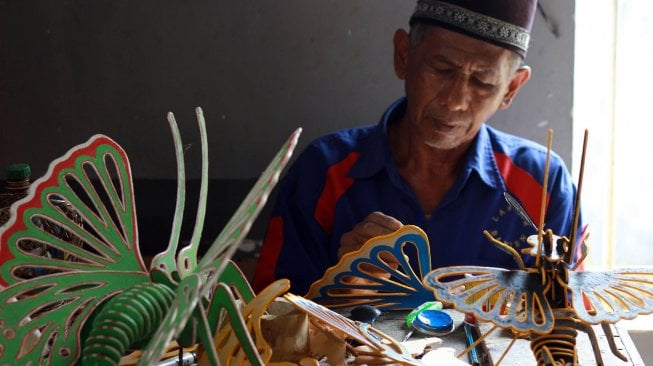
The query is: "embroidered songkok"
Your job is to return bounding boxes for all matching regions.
[410,0,538,58]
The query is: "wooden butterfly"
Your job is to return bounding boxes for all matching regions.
[0,107,301,365]
[424,130,653,365]
[306,225,435,311]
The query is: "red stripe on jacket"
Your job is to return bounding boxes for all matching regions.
[314,152,361,234]
[493,152,549,225]
[252,216,284,293]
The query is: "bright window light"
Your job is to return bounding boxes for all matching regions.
[574,0,653,269]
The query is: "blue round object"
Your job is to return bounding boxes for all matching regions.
[413,309,454,335]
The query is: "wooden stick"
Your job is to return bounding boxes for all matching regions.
[568,129,588,265]
[536,129,553,267]
[494,337,517,366]
[456,324,498,359]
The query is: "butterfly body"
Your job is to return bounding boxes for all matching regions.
[81,281,176,365]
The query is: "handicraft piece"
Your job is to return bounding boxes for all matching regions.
[284,292,421,365]
[424,130,653,366]
[0,107,302,365]
[306,225,435,311]
[202,274,420,365]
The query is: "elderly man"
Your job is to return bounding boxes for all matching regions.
[254,0,582,295]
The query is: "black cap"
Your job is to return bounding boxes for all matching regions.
[410,0,538,58]
[5,163,31,182]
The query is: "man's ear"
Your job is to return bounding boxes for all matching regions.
[500,65,531,109]
[393,29,410,80]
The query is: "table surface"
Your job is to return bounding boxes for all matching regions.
[355,309,645,366]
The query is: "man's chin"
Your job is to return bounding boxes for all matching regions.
[423,134,460,150]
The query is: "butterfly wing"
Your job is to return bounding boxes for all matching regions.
[137,128,302,365]
[568,268,653,324]
[423,266,555,334]
[305,225,434,310]
[0,135,147,283]
[0,271,148,364]
[0,135,149,364]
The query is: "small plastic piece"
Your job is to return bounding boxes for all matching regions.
[350,305,382,325]
[412,310,454,336]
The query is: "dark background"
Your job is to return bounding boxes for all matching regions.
[0,0,575,255]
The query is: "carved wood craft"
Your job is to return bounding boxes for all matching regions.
[424,229,653,365]
[424,130,653,365]
[305,225,435,310]
[0,108,302,365]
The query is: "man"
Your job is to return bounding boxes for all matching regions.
[253,0,582,295]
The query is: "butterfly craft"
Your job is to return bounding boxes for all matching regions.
[0,107,301,365]
[424,130,653,365]
[305,225,435,311]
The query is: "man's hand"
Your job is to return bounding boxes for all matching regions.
[338,211,403,259]
[335,212,403,294]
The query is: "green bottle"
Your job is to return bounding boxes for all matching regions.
[0,163,32,226]
[0,163,84,278]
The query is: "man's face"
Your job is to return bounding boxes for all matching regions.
[394,26,529,150]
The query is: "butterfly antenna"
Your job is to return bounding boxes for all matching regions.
[567,129,588,265]
[536,129,553,267]
[177,107,209,277]
[150,112,186,274]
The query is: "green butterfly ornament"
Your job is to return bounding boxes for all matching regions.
[0,107,301,365]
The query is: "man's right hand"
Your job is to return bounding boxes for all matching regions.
[338,211,403,259]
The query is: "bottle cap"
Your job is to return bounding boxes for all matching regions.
[413,309,454,336]
[405,301,443,327]
[5,163,31,181]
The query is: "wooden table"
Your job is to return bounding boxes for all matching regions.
[353,309,645,366]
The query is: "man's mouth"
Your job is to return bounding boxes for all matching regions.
[430,118,460,130]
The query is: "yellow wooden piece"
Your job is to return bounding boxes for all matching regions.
[201,279,315,365]
[210,279,286,364]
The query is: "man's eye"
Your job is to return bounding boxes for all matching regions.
[473,78,495,89]
[431,64,453,73]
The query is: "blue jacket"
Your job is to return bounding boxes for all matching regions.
[254,98,582,294]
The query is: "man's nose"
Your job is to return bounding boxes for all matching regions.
[440,75,470,112]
